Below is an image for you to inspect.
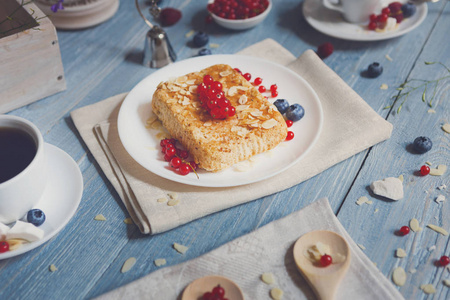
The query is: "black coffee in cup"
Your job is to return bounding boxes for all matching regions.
[0,127,37,184]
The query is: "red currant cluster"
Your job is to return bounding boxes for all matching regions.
[202,285,228,300]
[0,241,9,253]
[160,138,198,176]
[207,0,269,20]
[234,68,279,98]
[198,75,236,119]
[368,2,404,30]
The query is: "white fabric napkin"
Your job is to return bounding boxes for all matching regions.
[95,197,404,300]
[71,39,393,234]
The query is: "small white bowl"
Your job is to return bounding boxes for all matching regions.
[209,0,272,30]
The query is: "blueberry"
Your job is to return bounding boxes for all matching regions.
[367,62,383,78]
[193,31,209,48]
[413,136,432,154]
[401,3,416,18]
[273,99,290,114]
[198,48,212,56]
[27,209,46,226]
[286,104,305,122]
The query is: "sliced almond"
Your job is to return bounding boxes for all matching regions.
[270,287,283,300]
[173,243,189,254]
[398,174,404,182]
[157,197,167,203]
[49,264,58,272]
[154,259,166,267]
[427,224,448,235]
[167,199,180,206]
[204,121,212,127]
[219,70,232,77]
[392,267,406,286]
[429,164,447,176]
[442,123,450,133]
[443,279,450,287]
[121,257,136,273]
[123,218,133,225]
[357,244,366,250]
[236,105,250,111]
[410,218,421,232]
[356,196,369,205]
[420,284,436,294]
[238,95,248,105]
[261,272,275,285]
[94,214,106,221]
[7,239,25,251]
[396,248,407,258]
[262,119,277,129]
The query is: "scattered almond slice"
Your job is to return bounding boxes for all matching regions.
[7,239,25,251]
[380,84,388,90]
[261,272,275,285]
[409,268,417,274]
[121,257,136,273]
[123,218,133,225]
[385,54,393,61]
[209,43,220,48]
[392,267,407,286]
[49,264,58,272]
[410,218,421,232]
[167,199,180,206]
[420,284,436,294]
[167,192,178,200]
[444,279,450,287]
[185,30,194,38]
[428,245,436,252]
[220,70,232,77]
[356,196,369,205]
[398,174,403,182]
[357,244,366,250]
[427,224,448,236]
[374,208,379,214]
[396,248,407,258]
[173,243,189,254]
[437,184,447,190]
[442,123,450,134]
[332,253,346,264]
[157,197,167,203]
[94,214,106,221]
[435,195,446,203]
[429,164,447,176]
[154,259,166,267]
[203,121,212,127]
[366,200,373,205]
[270,287,283,300]
[425,161,433,166]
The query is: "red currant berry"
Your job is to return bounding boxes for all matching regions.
[271,90,278,97]
[270,84,277,92]
[286,120,293,127]
[243,73,251,81]
[228,106,236,117]
[212,81,223,90]
[179,163,191,175]
[202,292,213,300]
[179,150,189,159]
[286,131,294,141]
[160,139,169,147]
[368,21,377,30]
[165,147,176,158]
[163,154,172,162]
[320,254,333,267]
[369,13,377,22]
[0,241,9,253]
[254,77,262,85]
[317,42,334,59]
[439,255,450,266]
[258,86,266,93]
[169,138,177,144]
[394,13,404,23]
[203,75,214,85]
[233,68,241,74]
[420,165,430,176]
[212,285,225,297]
[170,157,182,169]
[399,226,410,236]
[381,7,391,15]
[388,2,403,14]
[189,161,198,170]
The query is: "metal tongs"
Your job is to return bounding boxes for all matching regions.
[135,0,176,68]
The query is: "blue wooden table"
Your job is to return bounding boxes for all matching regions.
[1,0,449,299]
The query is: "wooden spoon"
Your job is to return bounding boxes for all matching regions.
[293,230,351,300]
[181,275,244,300]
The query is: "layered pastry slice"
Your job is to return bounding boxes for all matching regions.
[152,64,287,172]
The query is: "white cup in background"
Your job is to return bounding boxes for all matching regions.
[0,115,47,224]
[323,0,381,23]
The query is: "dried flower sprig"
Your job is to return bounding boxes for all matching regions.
[385,61,450,114]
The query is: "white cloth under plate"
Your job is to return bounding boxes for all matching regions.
[71,39,393,234]
[95,198,404,300]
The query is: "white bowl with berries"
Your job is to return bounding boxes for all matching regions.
[207,0,272,30]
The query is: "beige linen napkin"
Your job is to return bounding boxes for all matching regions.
[96,197,404,300]
[71,39,393,234]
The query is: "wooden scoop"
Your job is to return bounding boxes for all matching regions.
[293,230,351,300]
[181,275,244,300]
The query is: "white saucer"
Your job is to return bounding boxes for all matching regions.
[303,0,427,41]
[0,143,83,260]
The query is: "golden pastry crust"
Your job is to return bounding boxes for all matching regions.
[151,64,287,171]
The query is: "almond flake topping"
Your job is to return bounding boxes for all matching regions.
[186,79,196,85]
[236,105,250,111]
[420,284,436,294]
[219,70,232,77]
[182,97,190,106]
[154,259,166,267]
[204,121,212,127]
[173,243,189,254]
[176,75,187,83]
[236,86,248,91]
[410,218,421,232]
[49,264,58,272]
[261,272,275,285]
[430,164,447,176]
[94,214,106,221]
[396,248,407,258]
[228,86,237,96]
[262,119,277,129]
[121,257,136,273]
[238,95,248,105]
[392,267,406,286]
[270,288,283,300]
[189,85,197,94]
[250,110,263,117]
[427,224,448,235]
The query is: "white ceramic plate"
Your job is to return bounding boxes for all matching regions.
[118,55,323,188]
[0,143,83,260]
[303,0,427,41]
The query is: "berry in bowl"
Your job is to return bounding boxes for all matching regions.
[207,0,272,30]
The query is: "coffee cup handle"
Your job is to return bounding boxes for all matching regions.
[322,0,343,13]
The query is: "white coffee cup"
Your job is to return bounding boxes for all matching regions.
[323,0,381,23]
[0,115,47,224]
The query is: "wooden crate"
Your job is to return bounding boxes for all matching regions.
[0,0,66,113]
